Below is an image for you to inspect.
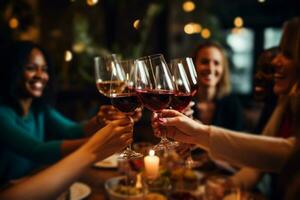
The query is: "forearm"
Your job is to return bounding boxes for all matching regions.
[193,124,211,151]
[207,126,296,172]
[61,139,87,157]
[0,148,96,200]
[230,168,263,190]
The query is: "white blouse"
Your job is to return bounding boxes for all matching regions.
[206,126,296,172]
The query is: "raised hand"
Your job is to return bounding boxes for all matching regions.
[96,105,127,125]
[152,109,208,145]
[82,117,134,161]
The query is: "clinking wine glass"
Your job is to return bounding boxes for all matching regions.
[135,54,177,151]
[170,57,201,168]
[94,54,126,98]
[94,55,143,160]
[110,59,143,160]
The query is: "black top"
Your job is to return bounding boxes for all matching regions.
[193,94,244,131]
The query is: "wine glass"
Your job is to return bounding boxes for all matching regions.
[135,54,176,151]
[170,57,201,168]
[110,59,143,160]
[184,57,198,96]
[94,54,126,97]
[94,56,143,160]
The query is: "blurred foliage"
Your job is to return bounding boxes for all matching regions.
[71,1,165,85]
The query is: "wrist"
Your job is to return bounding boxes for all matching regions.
[194,124,210,150]
[77,142,99,164]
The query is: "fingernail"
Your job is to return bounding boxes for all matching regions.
[158,118,167,123]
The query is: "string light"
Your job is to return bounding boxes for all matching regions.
[87,0,98,6]
[234,17,244,28]
[9,17,19,29]
[72,43,86,53]
[65,50,73,62]
[231,27,245,35]
[182,1,195,12]
[133,19,140,30]
[184,23,201,34]
[201,28,211,39]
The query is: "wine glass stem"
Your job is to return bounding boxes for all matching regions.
[127,117,134,151]
[127,144,133,151]
[156,111,168,142]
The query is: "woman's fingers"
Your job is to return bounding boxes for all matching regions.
[160,109,182,117]
[158,116,183,127]
[111,117,134,127]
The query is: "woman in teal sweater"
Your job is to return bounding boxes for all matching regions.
[0,41,116,183]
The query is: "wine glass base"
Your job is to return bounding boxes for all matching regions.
[118,149,143,160]
[185,157,202,169]
[152,140,179,151]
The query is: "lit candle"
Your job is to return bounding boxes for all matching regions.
[236,188,241,200]
[144,150,160,179]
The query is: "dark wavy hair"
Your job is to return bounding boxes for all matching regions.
[0,41,56,114]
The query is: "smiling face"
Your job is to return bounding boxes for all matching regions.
[20,48,49,98]
[272,53,297,95]
[195,47,224,89]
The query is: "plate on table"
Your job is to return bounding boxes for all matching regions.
[94,153,118,168]
[70,182,91,200]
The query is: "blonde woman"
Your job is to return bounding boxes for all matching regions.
[193,42,244,131]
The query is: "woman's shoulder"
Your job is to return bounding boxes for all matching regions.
[0,104,19,121]
[0,104,16,114]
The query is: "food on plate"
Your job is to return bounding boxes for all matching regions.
[113,185,143,196]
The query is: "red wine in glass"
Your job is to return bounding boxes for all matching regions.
[191,84,199,97]
[111,94,141,113]
[170,92,193,111]
[136,90,174,112]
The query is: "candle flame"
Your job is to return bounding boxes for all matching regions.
[149,150,155,156]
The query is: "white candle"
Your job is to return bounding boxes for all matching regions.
[144,150,160,179]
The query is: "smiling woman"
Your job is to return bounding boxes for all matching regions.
[21,48,49,99]
[192,41,244,131]
[0,41,129,184]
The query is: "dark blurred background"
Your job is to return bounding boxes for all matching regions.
[0,0,299,141]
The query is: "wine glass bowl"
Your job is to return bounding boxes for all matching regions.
[110,59,142,113]
[94,54,126,97]
[172,57,198,96]
[169,58,193,111]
